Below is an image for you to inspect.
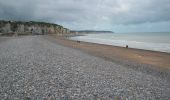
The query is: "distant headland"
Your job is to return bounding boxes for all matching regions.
[70,30,114,34]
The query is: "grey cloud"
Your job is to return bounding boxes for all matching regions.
[0,0,37,21]
[110,0,170,24]
[0,0,170,30]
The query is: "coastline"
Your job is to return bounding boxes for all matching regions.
[1,35,170,99]
[47,34,170,72]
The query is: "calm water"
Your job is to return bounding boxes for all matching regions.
[70,32,170,53]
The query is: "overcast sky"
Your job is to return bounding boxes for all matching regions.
[0,0,170,32]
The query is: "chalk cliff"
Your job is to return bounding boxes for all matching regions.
[0,21,70,35]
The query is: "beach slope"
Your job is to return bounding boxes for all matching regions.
[0,35,169,99]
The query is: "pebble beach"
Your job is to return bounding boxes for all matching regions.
[0,36,170,99]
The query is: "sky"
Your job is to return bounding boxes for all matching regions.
[0,0,170,32]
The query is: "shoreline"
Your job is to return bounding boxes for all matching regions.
[47,34,170,72]
[1,34,170,76]
[1,35,170,99]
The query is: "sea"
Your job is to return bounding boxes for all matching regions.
[70,32,170,53]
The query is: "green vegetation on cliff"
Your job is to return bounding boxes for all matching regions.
[0,20,63,28]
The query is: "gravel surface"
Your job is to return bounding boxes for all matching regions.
[0,36,170,100]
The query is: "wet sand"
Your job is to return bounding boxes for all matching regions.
[48,34,170,72]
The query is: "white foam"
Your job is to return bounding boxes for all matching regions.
[70,33,170,53]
